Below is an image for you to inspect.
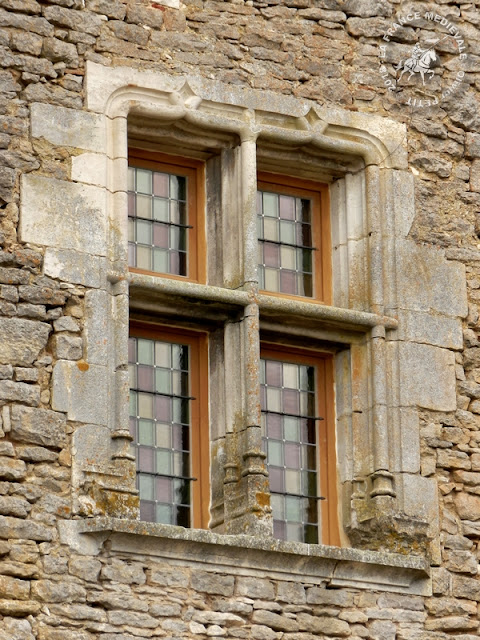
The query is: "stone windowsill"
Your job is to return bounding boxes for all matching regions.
[59,517,431,596]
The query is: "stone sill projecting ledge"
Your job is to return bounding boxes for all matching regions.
[59,517,430,596]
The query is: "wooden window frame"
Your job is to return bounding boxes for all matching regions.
[257,172,332,305]
[129,321,210,529]
[261,343,339,546]
[128,149,206,284]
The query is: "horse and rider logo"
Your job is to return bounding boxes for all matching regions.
[394,42,438,85]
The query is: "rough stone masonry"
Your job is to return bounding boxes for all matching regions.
[0,0,480,639]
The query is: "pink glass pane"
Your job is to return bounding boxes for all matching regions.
[283,389,300,415]
[280,270,296,295]
[155,396,171,422]
[264,243,280,267]
[128,192,136,216]
[279,195,295,220]
[267,414,282,439]
[153,172,169,197]
[265,360,282,387]
[285,443,301,469]
[137,365,154,392]
[269,467,285,493]
[138,447,154,473]
[153,223,169,248]
[140,501,155,522]
[155,476,172,502]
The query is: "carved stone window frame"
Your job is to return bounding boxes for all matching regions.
[22,61,467,591]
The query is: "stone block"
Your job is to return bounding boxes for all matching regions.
[306,587,354,606]
[395,310,463,350]
[0,496,30,518]
[236,577,274,600]
[52,335,83,361]
[452,575,480,601]
[31,579,86,603]
[71,152,107,187]
[454,492,480,521]
[53,316,80,333]
[397,342,456,412]
[14,368,39,383]
[0,381,39,406]
[401,475,438,531]
[0,516,52,541]
[44,248,106,289]
[297,613,350,636]
[30,103,105,152]
[396,239,468,318]
[252,610,298,632]
[191,571,234,596]
[0,576,30,601]
[0,457,26,481]
[276,581,306,604]
[69,556,101,582]
[101,559,146,585]
[0,318,50,366]
[84,289,108,365]
[11,405,67,448]
[471,159,480,193]
[20,175,107,257]
[52,361,107,425]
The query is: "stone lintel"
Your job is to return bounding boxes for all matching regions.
[60,517,431,595]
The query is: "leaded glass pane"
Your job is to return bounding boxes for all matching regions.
[129,335,192,526]
[257,189,315,297]
[261,356,320,544]
[128,166,188,276]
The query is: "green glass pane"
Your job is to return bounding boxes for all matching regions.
[127,167,135,191]
[153,248,168,273]
[260,359,266,385]
[300,248,313,273]
[257,216,263,240]
[136,219,152,244]
[173,451,189,476]
[138,474,154,500]
[128,364,137,389]
[280,220,295,244]
[174,478,190,506]
[136,246,151,271]
[156,503,173,524]
[266,388,281,412]
[129,391,137,417]
[286,496,302,522]
[153,198,169,222]
[268,440,283,466]
[155,342,171,367]
[155,368,171,394]
[138,419,154,445]
[271,494,285,520]
[283,363,298,390]
[138,393,153,419]
[285,469,301,494]
[264,268,279,292]
[304,524,318,544]
[264,218,279,242]
[136,195,152,219]
[137,339,153,365]
[263,192,279,217]
[258,265,265,289]
[284,416,300,442]
[286,523,303,542]
[156,450,171,475]
[281,245,296,270]
[155,423,171,448]
[136,168,152,194]
[303,470,318,496]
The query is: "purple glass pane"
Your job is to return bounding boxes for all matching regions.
[128,243,136,266]
[285,442,301,469]
[265,360,282,387]
[267,414,282,439]
[273,520,286,540]
[153,223,169,248]
[138,446,154,473]
[283,389,299,415]
[137,365,154,392]
[140,501,155,522]
[264,242,280,267]
[155,476,172,502]
[170,251,180,274]
[279,195,295,220]
[153,172,169,197]
[269,467,285,493]
[256,191,263,214]
[280,270,297,295]
[173,424,189,451]
[129,417,137,439]
[128,338,136,363]
[155,395,171,422]
[128,192,136,216]
[260,385,266,410]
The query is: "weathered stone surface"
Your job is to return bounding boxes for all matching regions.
[107,610,158,628]
[0,575,29,600]
[16,446,58,462]
[236,577,275,600]
[42,37,79,67]
[297,613,350,636]
[252,610,299,632]
[44,248,106,289]
[31,579,86,603]
[52,361,107,425]
[454,492,480,521]
[101,559,146,585]
[397,342,456,412]
[0,318,50,366]
[20,175,107,257]
[0,381,39,406]
[0,457,26,481]
[84,289,108,364]
[11,405,67,448]
[191,571,234,596]
[69,556,101,582]
[52,335,83,361]
[0,496,30,518]
[30,103,105,152]
[0,516,52,541]
[0,616,34,640]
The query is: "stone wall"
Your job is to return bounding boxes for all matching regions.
[0,0,480,638]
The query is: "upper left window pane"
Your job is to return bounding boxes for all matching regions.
[127,152,204,282]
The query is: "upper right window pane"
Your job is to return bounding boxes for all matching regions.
[257,174,330,302]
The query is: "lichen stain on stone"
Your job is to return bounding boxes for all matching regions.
[77,360,89,371]
[256,491,271,510]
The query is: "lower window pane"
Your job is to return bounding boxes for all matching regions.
[130,335,192,527]
[261,355,321,543]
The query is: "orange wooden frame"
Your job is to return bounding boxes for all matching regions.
[130,321,210,529]
[257,172,332,305]
[128,149,206,284]
[260,343,339,546]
